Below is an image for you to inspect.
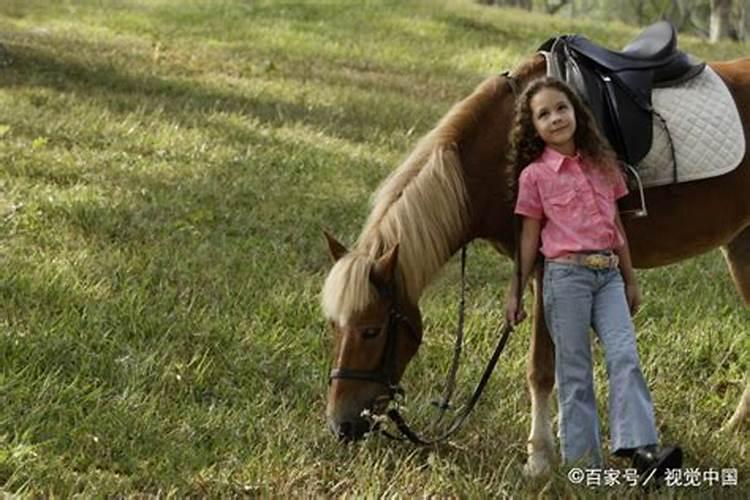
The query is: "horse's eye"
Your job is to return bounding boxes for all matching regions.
[361,327,380,339]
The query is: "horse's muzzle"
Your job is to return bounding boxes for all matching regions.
[328,416,371,441]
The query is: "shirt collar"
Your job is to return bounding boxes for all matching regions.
[541,146,581,172]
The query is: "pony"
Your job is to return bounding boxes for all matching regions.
[321,52,750,475]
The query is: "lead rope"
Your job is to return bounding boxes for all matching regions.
[428,244,467,431]
[379,245,474,444]
[385,321,513,445]
[380,72,520,446]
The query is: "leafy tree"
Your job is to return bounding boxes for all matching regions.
[478,0,747,41]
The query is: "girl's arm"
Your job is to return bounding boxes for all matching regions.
[505,216,542,325]
[613,210,641,315]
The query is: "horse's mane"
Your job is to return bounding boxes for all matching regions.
[322,74,508,325]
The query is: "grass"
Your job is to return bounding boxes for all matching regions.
[0,0,747,496]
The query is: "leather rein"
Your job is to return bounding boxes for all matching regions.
[329,73,521,446]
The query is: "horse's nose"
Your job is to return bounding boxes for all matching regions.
[332,418,369,441]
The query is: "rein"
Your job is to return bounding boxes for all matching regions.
[372,72,523,446]
[329,72,521,445]
[381,245,517,445]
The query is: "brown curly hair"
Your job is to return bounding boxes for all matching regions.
[507,77,618,197]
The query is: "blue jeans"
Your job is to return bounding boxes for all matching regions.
[543,261,659,466]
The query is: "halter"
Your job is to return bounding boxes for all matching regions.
[328,284,422,399]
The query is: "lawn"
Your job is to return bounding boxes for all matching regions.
[0,0,747,496]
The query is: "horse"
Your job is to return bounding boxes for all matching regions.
[321,51,750,476]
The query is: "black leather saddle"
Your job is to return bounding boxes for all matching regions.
[539,21,705,166]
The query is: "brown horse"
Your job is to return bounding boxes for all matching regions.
[321,52,750,475]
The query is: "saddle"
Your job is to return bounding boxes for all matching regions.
[539,21,705,167]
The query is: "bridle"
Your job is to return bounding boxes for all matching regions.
[328,72,521,445]
[326,246,513,446]
[328,284,421,399]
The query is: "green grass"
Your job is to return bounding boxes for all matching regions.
[0,0,747,496]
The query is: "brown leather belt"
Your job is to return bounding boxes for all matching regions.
[547,251,619,270]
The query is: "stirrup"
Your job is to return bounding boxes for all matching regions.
[620,163,648,218]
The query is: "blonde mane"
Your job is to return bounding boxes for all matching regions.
[322,75,506,325]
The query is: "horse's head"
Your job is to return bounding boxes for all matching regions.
[321,232,423,441]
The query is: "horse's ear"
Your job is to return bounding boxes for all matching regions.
[370,244,399,290]
[323,230,348,262]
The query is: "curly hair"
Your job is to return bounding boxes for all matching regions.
[507,77,619,197]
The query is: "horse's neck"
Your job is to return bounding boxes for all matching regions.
[356,59,548,301]
[458,58,546,251]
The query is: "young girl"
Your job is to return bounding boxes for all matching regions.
[505,77,682,480]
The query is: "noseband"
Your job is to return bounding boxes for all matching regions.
[328,286,421,398]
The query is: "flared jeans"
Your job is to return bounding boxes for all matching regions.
[543,261,659,466]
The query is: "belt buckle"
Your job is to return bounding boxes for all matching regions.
[584,254,609,270]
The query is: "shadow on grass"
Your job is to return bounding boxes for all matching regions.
[0,25,372,449]
[0,34,484,147]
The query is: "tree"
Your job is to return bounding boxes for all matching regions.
[478,0,533,9]
[477,0,747,40]
[710,0,732,42]
[544,0,571,14]
[738,0,750,40]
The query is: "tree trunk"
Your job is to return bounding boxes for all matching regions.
[665,0,685,29]
[545,0,571,15]
[710,0,732,42]
[479,0,532,7]
[740,0,750,41]
[510,0,533,9]
[629,0,647,25]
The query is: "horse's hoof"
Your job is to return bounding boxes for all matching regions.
[523,452,553,478]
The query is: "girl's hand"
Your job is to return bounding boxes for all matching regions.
[505,295,527,326]
[625,281,641,315]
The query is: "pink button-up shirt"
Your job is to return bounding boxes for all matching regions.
[515,147,628,259]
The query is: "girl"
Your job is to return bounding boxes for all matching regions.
[505,77,682,480]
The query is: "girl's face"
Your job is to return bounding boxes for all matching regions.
[529,87,577,155]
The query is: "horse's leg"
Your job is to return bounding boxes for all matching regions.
[721,225,750,431]
[725,385,750,431]
[524,268,557,477]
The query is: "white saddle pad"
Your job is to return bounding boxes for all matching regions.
[637,65,745,187]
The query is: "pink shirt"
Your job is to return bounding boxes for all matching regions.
[515,147,628,259]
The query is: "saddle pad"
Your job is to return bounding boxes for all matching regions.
[637,65,745,187]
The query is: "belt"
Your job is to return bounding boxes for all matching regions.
[547,251,619,270]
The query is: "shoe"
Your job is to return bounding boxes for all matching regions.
[632,444,683,485]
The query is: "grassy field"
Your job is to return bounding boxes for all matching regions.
[0,0,747,496]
